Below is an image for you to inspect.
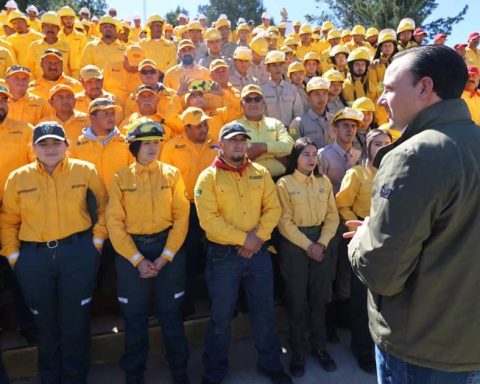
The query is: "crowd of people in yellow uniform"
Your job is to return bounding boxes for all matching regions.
[0,1,478,383]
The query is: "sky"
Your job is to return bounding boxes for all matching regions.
[111,0,478,46]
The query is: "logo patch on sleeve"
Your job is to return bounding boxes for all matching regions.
[380,185,393,199]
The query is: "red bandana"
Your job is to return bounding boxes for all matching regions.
[464,87,480,98]
[212,156,251,176]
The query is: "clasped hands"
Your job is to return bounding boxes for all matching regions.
[137,255,169,278]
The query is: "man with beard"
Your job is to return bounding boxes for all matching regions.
[58,6,86,78]
[342,48,377,105]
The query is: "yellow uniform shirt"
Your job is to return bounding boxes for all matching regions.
[130,27,142,42]
[0,117,34,199]
[160,133,218,201]
[194,161,281,246]
[69,130,134,189]
[236,116,294,177]
[28,75,83,100]
[0,157,108,266]
[335,164,376,228]
[0,39,16,62]
[28,19,42,33]
[106,160,189,265]
[206,106,243,140]
[0,46,14,78]
[102,62,142,106]
[74,90,124,126]
[6,30,44,67]
[80,39,126,74]
[204,84,241,113]
[139,38,177,75]
[163,63,211,91]
[59,30,87,78]
[39,110,90,143]
[9,92,52,126]
[26,38,75,79]
[276,170,339,250]
[342,74,377,105]
[462,90,480,125]
[295,43,319,60]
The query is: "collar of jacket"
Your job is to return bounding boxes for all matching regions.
[83,126,121,145]
[373,98,471,168]
[212,156,251,176]
[134,160,159,174]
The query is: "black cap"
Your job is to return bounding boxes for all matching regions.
[219,122,251,141]
[33,122,66,144]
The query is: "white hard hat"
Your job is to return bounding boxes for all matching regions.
[198,14,207,20]
[132,13,141,20]
[178,13,187,20]
[80,7,90,14]
[261,12,270,19]
[26,5,38,14]
[5,1,18,9]
[218,14,228,20]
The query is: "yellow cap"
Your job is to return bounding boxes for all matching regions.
[327,29,342,40]
[278,22,287,29]
[41,49,63,60]
[88,98,122,115]
[299,24,313,35]
[41,12,61,27]
[302,51,321,63]
[187,20,203,30]
[306,76,330,93]
[237,23,250,32]
[293,20,302,27]
[322,68,344,82]
[57,6,76,18]
[240,84,263,99]
[204,27,222,41]
[352,96,376,112]
[329,44,350,58]
[216,18,230,29]
[125,117,164,142]
[396,18,415,34]
[181,106,211,126]
[322,21,335,31]
[233,46,253,61]
[147,14,165,25]
[332,107,364,125]
[264,50,286,64]
[136,84,157,97]
[209,59,229,72]
[126,45,145,67]
[80,65,103,81]
[287,61,305,77]
[378,28,397,44]
[341,29,351,38]
[351,25,366,36]
[99,16,116,26]
[139,59,158,71]
[347,47,371,63]
[49,84,74,99]
[8,10,27,23]
[366,27,379,39]
[6,65,31,78]
[177,39,195,51]
[249,36,269,56]
[284,36,300,47]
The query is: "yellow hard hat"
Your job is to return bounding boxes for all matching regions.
[366,27,379,39]
[347,47,371,63]
[233,46,253,61]
[352,96,376,112]
[284,36,300,47]
[293,20,302,27]
[332,107,364,125]
[278,22,287,30]
[306,76,330,93]
[57,6,76,18]
[327,29,342,40]
[322,21,335,31]
[204,27,222,41]
[302,51,321,63]
[351,25,366,36]
[279,45,294,54]
[299,24,313,35]
[329,44,350,58]
[287,61,305,77]
[177,39,195,51]
[181,107,211,126]
[125,117,164,142]
[187,20,202,31]
[147,14,165,25]
[378,28,397,44]
[209,59,229,72]
[268,26,279,34]
[396,18,415,34]
[237,23,250,32]
[99,16,116,26]
[249,36,269,56]
[8,10,27,23]
[240,84,263,99]
[265,50,286,64]
[341,29,352,38]
[216,18,230,29]
[41,12,60,27]
[322,68,345,82]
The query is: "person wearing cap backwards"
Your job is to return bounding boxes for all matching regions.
[28,49,83,100]
[215,18,237,58]
[248,36,270,84]
[0,120,107,383]
[466,32,480,69]
[289,76,334,149]
[229,46,258,90]
[41,84,90,142]
[75,64,124,126]
[26,12,75,79]
[160,107,218,316]
[194,121,292,384]
[163,39,211,91]
[25,5,40,32]
[396,18,417,52]
[106,118,190,384]
[461,66,480,125]
[58,6,87,76]
[198,28,231,70]
[413,28,427,45]
[5,10,42,67]
[342,47,377,105]
[235,84,294,177]
[323,68,348,115]
[261,50,303,127]
[335,129,392,373]
[80,15,126,73]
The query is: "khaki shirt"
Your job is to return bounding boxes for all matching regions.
[289,108,335,149]
[261,79,304,127]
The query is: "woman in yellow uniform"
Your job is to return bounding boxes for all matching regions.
[276,137,340,378]
[0,121,107,383]
[105,118,190,384]
[335,128,392,373]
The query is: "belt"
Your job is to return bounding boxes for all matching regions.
[21,229,92,249]
[131,228,170,244]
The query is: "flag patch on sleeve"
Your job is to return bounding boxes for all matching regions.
[380,185,393,199]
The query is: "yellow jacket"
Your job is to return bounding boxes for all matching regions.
[106,160,189,265]
[194,160,281,246]
[204,84,241,114]
[342,73,377,104]
[28,75,83,100]
[39,110,91,143]
[0,117,34,199]
[0,39,16,62]
[160,133,218,201]
[276,170,339,250]
[139,38,177,75]
[295,43,319,60]
[9,92,52,126]
[0,157,108,266]
[26,39,75,78]
[102,63,143,106]
[68,128,134,189]
[236,116,294,176]
[335,164,376,227]
[462,90,480,125]
[0,46,14,78]
[58,30,87,78]
[80,39,126,73]
[6,30,44,67]
[163,63,211,91]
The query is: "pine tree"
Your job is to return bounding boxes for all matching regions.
[165,6,189,26]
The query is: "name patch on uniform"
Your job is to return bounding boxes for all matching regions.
[160,185,170,190]
[9,131,22,135]
[121,188,137,192]
[288,191,300,196]
[249,175,263,180]
[174,144,186,149]
[18,188,37,194]
[380,185,393,199]
[71,184,86,189]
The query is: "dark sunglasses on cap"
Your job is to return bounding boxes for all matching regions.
[140,68,157,75]
[243,95,263,103]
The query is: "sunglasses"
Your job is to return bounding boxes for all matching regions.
[140,69,157,75]
[243,95,263,103]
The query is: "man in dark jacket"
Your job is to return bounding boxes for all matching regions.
[348,45,480,384]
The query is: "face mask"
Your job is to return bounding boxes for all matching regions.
[182,55,194,65]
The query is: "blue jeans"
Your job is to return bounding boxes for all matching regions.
[376,346,480,384]
[203,243,283,383]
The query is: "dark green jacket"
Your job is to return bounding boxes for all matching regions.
[349,99,480,371]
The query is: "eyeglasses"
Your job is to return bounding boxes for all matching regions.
[140,69,157,75]
[243,95,263,103]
